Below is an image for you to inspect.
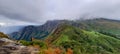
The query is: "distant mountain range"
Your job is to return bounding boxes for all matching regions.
[9,18,120,41]
[9,20,62,40]
[4,18,120,54]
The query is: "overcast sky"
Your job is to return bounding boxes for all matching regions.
[0,0,120,26]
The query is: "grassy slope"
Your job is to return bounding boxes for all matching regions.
[46,24,120,54]
[74,18,120,40]
[0,32,8,38]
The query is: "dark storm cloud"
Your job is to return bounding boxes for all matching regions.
[0,0,120,25]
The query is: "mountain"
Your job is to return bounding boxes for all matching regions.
[45,24,120,54]
[9,20,65,41]
[10,18,120,54]
[77,18,120,39]
[10,18,120,41]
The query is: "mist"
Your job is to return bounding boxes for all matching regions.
[0,0,120,33]
[0,0,120,25]
[0,26,24,34]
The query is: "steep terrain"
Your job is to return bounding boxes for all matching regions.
[10,18,120,41]
[45,24,120,54]
[10,20,65,41]
[9,18,120,54]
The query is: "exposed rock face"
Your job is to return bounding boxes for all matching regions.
[10,20,64,41]
[0,38,14,43]
[0,43,39,54]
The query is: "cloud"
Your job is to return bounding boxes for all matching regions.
[0,15,39,26]
[0,0,120,24]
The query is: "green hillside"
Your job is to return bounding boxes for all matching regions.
[46,24,120,54]
[10,18,120,41]
[78,18,120,39]
[10,18,120,54]
[0,32,8,38]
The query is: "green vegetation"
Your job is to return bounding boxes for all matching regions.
[0,32,8,38]
[20,40,47,49]
[79,18,120,39]
[18,18,120,54]
[46,24,120,54]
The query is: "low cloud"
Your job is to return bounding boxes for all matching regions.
[0,0,120,25]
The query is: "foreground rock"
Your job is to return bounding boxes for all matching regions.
[0,38,39,54]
